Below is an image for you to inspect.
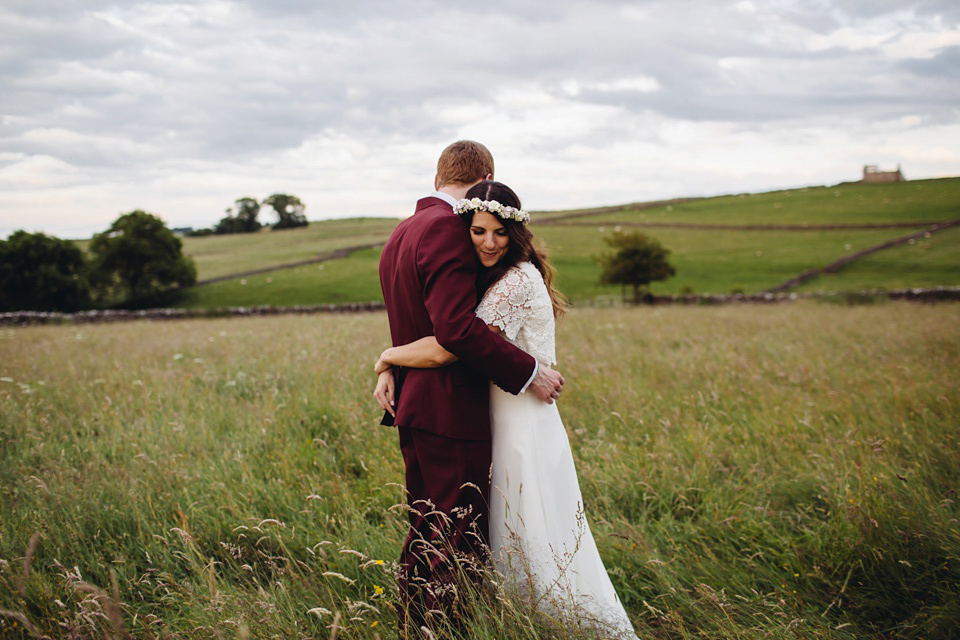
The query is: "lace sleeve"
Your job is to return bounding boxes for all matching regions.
[476,266,534,341]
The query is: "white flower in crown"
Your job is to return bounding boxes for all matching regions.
[454,198,530,224]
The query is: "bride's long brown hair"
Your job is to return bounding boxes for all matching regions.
[462,181,568,319]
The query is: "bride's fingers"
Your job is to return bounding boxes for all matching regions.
[383,390,395,417]
[375,391,395,416]
[374,378,396,417]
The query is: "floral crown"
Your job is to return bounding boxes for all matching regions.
[454,197,530,224]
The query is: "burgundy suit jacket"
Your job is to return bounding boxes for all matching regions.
[378,196,537,440]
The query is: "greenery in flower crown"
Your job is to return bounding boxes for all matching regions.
[454,197,530,223]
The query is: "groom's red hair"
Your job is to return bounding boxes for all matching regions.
[435,140,494,188]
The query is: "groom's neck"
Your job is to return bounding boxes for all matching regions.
[436,183,472,201]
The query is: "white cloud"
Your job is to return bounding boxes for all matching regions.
[882,25,960,59]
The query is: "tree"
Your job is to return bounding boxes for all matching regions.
[597,230,676,303]
[214,197,262,235]
[264,193,308,230]
[233,197,262,232]
[0,231,90,312]
[88,210,197,306]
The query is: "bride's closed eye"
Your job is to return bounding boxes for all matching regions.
[471,227,507,236]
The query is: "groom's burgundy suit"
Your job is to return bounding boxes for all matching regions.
[379,196,536,626]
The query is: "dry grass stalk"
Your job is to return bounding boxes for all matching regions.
[19,531,41,597]
[0,608,45,639]
[207,558,218,602]
[74,582,133,640]
[328,611,342,640]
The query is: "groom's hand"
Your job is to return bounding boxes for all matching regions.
[529,365,565,405]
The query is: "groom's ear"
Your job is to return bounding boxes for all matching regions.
[434,174,441,190]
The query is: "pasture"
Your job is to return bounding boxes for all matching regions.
[2,303,958,638]
[170,178,960,309]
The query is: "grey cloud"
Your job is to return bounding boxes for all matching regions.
[531,3,959,126]
[829,0,960,20]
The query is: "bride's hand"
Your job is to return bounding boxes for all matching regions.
[374,348,393,375]
[373,369,396,417]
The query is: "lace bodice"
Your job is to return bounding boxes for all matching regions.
[476,261,556,366]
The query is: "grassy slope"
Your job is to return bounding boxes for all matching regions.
[541,177,960,299]
[181,218,399,280]
[550,177,960,226]
[171,178,959,307]
[537,226,920,299]
[2,304,958,638]
[794,225,960,292]
[175,248,384,308]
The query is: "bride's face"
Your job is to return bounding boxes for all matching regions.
[469,211,509,267]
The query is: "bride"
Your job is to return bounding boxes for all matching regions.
[374,181,638,639]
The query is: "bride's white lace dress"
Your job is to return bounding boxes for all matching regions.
[476,261,639,639]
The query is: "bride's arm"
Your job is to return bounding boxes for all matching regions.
[375,336,456,374]
[374,327,502,374]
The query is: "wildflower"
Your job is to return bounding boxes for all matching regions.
[373,585,384,596]
[371,621,379,628]
[375,559,384,565]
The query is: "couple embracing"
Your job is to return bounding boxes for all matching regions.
[375,141,638,639]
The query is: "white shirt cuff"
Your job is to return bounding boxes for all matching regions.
[519,360,538,393]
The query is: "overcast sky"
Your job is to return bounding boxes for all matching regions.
[2,0,958,238]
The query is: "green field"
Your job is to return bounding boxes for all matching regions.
[2,303,958,638]
[544,178,960,226]
[793,226,960,293]
[168,178,959,309]
[537,226,930,298]
[176,248,385,308]
[182,218,398,281]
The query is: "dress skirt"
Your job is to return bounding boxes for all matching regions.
[488,385,639,639]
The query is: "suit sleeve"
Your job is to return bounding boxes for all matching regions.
[418,215,536,394]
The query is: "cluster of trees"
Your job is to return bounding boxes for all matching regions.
[597,230,676,303]
[0,211,196,313]
[189,194,308,236]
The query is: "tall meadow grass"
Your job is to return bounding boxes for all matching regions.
[1,303,958,638]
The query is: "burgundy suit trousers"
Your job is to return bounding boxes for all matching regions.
[396,426,491,631]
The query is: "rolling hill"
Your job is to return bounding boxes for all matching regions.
[173,177,960,308]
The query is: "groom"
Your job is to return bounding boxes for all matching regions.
[378,140,565,633]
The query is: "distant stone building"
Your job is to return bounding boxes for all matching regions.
[862,164,905,183]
